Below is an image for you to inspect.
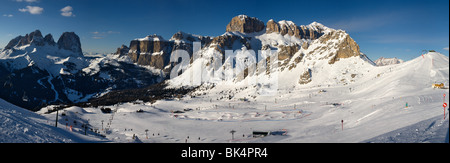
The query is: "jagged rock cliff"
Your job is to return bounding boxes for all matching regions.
[226,15,265,33]
[0,14,374,110]
[115,15,369,87]
[0,30,162,110]
[266,20,325,40]
[57,32,83,56]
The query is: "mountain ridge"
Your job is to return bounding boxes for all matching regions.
[1,14,374,110]
[0,31,163,110]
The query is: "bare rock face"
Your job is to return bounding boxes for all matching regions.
[279,20,301,38]
[265,20,324,40]
[43,34,56,46]
[298,69,312,85]
[226,15,265,33]
[57,32,83,56]
[319,31,361,64]
[115,45,129,57]
[266,19,280,34]
[208,34,242,55]
[5,30,44,49]
[374,57,404,66]
[122,32,212,75]
[127,35,171,70]
[4,30,80,57]
[278,44,300,60]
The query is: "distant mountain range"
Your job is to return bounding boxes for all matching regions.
[0,30,162,110]
[374,57,404,66]
[1,15,377,111]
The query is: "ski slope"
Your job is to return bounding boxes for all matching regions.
[2,52,448,143]
[0,98,107,143]
[31,52,447,143]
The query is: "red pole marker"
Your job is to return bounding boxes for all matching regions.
[444,94,446,104]
[444,93,447,120]
[341,120,344,131]
[444,103,447,120]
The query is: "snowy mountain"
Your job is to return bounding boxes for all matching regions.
[1,30,85,75]
[113,15,373,90]
[165,15,375,93]
[374,57,404,66]
[0,30,163,110]
[27,51,447,143]
[0,98,106,142]
[0,15,448,143]
[0,15,376,110]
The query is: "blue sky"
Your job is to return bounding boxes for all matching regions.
[0,0,448,61]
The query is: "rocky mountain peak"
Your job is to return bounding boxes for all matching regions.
[115,44,130,57]
[3,30,82,57]
[226,15,265,33]
[57,32,83,56]
[4,30,45,49]
[137,34,165,41]
[171,31,200,42]
[43,34,56,46]
[374,57,404,66]
[265,19,328,40]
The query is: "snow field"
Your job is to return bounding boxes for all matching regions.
[2,52,448,143]
[41,52,448,143]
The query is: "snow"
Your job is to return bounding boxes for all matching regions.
[0,98,106,143]
[0,44,88,76]
[17,52,446,143]
[278,20,296,27]
[136,35,165,42]
[1,27,448,143]
[238,14,249,20]
[256,32,304,46]
[1,52,448,143]
[374,57,404,66]
[46,75,59,103]
[307,21,334,34]
[364,114,449,143]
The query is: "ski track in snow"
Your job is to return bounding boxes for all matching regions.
[363,114,449,143]
[1,51,449,143]
[46,75,59,103]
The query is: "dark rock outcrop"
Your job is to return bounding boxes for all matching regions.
[120,32,213,76]
[266,20,324,40]
[115,45,129,57]
[0,30,163,111]
[127,35,171,70]
[5,30,44,49]
[322,31,361,64]
[57,32,83,56]
[43,34,56,46]
[266,19,280,34]
[226,15,265,33]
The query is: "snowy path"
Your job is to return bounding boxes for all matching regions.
[0,98,106,143]
[363,114,449,143]
[2,53,448,143]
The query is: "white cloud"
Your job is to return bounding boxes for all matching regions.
[91,31,120,39]
[444,47,449,51]
[60,6,75,17]
[15,0,39,2]
[18,6,43,15]
[3,14,14,17]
